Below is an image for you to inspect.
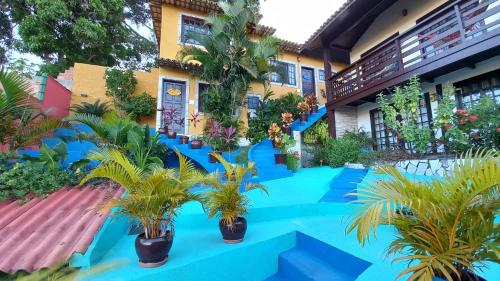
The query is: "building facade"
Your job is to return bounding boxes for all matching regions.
[149,0,329,135]
[302,0,500,149]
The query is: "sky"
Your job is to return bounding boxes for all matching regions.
[259,0,348,43]
[10,0,348,69]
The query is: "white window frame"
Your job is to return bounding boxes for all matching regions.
[177,13,209,48]
[269,59,299,88]
[246,93,262,119]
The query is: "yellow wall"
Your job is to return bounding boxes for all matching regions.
[70,63,159,127]
[350,0,447,61]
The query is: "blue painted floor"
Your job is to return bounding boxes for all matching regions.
[320,168,368,203]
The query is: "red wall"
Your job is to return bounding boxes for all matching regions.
[37,76,71,118]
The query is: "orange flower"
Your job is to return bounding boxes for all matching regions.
[468,115,478,121]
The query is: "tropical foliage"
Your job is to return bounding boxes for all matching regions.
[0,69,66,151]
[177,0,281,121]
[247,92,302,144]
[81,149,204,239]
[204,153,267,224]
[303,119,329,145]
[70,100,110,117]
[104,68,156,120]
[347,150,500,281]
[378,76,432,154]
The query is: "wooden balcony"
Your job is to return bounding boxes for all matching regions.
[328,0,500,107]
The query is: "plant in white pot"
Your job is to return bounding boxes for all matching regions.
[81,148,204,268]
[203,153,267,243]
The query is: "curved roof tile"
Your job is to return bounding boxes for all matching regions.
[0,184,124,274]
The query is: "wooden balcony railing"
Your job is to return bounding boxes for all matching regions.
[329,0,500,105]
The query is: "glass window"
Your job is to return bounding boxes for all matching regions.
[197,83,209,113]
[455,70,500,108]
[181,16,211,45]
[370,108,397,150]
[318,69,325,81]
[270,61,296,86]
[247,96,261,119]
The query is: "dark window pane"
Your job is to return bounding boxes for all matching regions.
[270,61,296,86]
[198,83,209,112]
[247,96,260,110]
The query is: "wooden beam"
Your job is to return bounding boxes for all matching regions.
[327,109,337,138]
[322,42,334,101]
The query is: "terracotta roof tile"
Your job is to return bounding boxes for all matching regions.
[0,184,124,274]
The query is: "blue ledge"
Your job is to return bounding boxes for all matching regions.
[290,106,326,132]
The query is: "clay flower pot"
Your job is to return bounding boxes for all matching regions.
[158,127,168,135]
[310,105,318,114]
[209,151,221,163]
[300,113,308,123]
[179,135,189,144]
[274,153,286,164]
[219,217,247,244]
[282,126,291,135]
[167,131,177,139]
[190,139,203,149]
[135,231,174,268]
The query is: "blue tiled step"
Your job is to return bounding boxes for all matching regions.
[320,168,368,203]
[265,232,372,281]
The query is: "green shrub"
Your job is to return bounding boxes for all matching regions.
[285,152,299,172]
[310,137,362,167]
[303,119,329,145]
[247,92,302,144]
[122,92,157,119]
[342,129,373,147]
[358,150,386,167]
[0,162,83,202]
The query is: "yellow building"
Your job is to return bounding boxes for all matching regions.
[70,0,331,135]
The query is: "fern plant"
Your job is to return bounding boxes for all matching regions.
[347,149,500,281]
[70,100,110,117]
[203,153,267,224]
[81,148,204,239]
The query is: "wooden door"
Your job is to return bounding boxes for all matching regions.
[162,80,186,133]
[301,67,316,96]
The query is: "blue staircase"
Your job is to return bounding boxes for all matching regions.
[248,139,293,182]
[265,232,372,281]
[320,168,368,203]
[158,134,238,174]
[248,107,327,182]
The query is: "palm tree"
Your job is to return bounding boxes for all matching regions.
[177,0,281,120]
[0,69,66,151]
[70,100,110,117]
[204,153,267,224]
[346,150,500,281]
[81,148,204,239]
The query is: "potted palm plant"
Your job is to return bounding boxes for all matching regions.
[274,134,295,165]
[80,148,204,268]
[268,123,282,149]
[297,101,310,123]
[347,150,499,281]
[305,94,319,114]
[204,153,267,243]
[281,112,294,135]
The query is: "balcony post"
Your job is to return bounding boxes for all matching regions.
[327,108,337,138]
[322,45,334,101]
[454,4,466,41]
[394,38,404,73]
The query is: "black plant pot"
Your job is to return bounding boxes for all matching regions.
[209,151,221,163]
[167,131,177,139]
[135,231,174,268]
[219,217,247,243]
[282,126,291,135]
[274,153,286,165]
[436,270,487,281]
[190,140,203,149]
[300,113,308,123]
[179,135,189,144]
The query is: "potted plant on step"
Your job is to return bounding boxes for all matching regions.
[274,134,295,165]
[81,148,204,268]
[190,135,203,149]
[268,123,283,149]
[205,120,223,163]
[305,94,319,114]
[297,101,310,123]
[204,154,267,243]
[159,106,178,138]
[281,112,294,135]
[180,112,202,144]
[347,150,499,281]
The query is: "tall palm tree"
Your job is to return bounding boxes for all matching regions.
[0,69,66,151]
[177,0,281,120]
[347,150,500,281]
[81,148,204,239]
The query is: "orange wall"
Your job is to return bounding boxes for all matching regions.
[70,63,159,127]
